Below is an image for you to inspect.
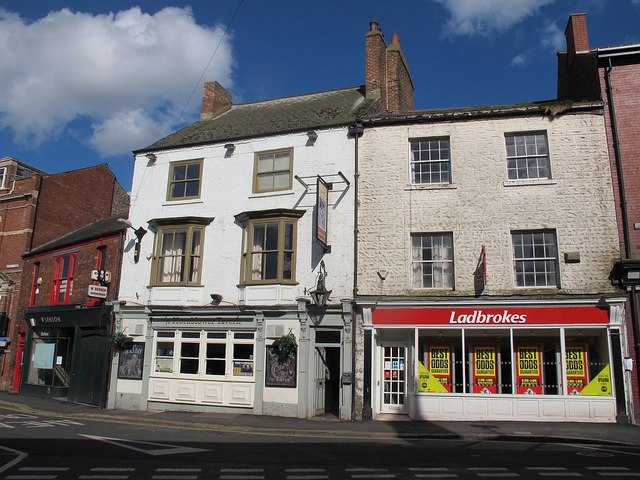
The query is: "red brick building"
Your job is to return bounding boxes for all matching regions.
[559,13,640,422]
[19,215,128,406]
[0,161,129,394]
[0,157,44,390]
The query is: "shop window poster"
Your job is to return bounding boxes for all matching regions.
[118,343,144,380]
[265,346,297,388]
[566,344,589,394]
[516,345,543,394]
[427,345,452,392]
[32,343,55,369]
[472,345,497,394]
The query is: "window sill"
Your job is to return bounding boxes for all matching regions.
[248,190,295,199]
[503,179,556,187]
[162,199,204,206]
[405,183,457,191]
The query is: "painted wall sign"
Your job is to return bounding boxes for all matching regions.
[472,345,497,394]
[515,345,543,394]
[372,306,609,326]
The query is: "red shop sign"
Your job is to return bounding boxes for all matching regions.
[372,306,609,326]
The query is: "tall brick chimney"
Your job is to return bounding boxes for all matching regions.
[557,13,599,101]
[365,20,414,113]
[200,81,231,121]
[565,13,590,68]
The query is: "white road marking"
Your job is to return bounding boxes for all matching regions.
[0,445,28,474]
[79,434,209,456]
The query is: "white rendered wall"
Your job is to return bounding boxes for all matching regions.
[357,112,620,296]
[119,127,355,307]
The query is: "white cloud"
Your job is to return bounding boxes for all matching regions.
[0,7,234,156]
[432,0,556,35]
[88,109,170,155]
[540,21,565,52]
[510,54,529,67]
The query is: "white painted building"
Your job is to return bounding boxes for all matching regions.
[354,102,632,422]
[109,21,416,420]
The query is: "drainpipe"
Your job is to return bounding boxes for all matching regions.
[348,123,364,300]
[348,123,370,420]
[605,59,640,419]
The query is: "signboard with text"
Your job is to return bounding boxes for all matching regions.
[372,306,609,326]
[88,284,108,299]
[315,176,329,247]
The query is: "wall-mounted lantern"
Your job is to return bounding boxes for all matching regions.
[307,261,332,307]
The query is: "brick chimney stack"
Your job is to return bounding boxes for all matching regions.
[557,13,599,101]
[565,13,590,68]
[365,20,414,113]
[200,81,231,121]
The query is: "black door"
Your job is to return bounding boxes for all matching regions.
[69,327,109,406]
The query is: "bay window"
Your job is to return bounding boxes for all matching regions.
[235,209,304,285]
[149,217,213,286]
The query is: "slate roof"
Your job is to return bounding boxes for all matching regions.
[359,99,604,126]
[25,215,127,257]
[137,86,378,153]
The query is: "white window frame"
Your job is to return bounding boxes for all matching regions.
[512,229,559,288]
[410,137,451,184]
[411,232,454,289]
[152,330,255,381]
[0,167,7,189]
[505,132,551,181]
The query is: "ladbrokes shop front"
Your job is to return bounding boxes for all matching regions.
[362,298,633,423]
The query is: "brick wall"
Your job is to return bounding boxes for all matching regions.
[32,164,123,249]
[0,169,41,391]
[599,57,640,420]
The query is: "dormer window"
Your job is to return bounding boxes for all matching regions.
[0,167,7,189]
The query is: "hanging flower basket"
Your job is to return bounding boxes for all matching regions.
[110,331,133,353]
[272,332,297,363]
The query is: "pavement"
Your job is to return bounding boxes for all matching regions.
[1,390,640,446]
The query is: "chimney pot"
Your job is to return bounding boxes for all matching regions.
[391,33,400,46]
[370,19,379,32]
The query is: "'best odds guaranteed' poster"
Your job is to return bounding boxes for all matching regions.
[515,345,543,394]
[427,345,452,392]
[566,344,589,395]
[472,345,497,393]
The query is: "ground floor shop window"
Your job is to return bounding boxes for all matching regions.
[417,327,612,396]
[26,329,73,387]
[153,329,255,379]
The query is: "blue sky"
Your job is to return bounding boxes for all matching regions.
[1,0,639,191]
